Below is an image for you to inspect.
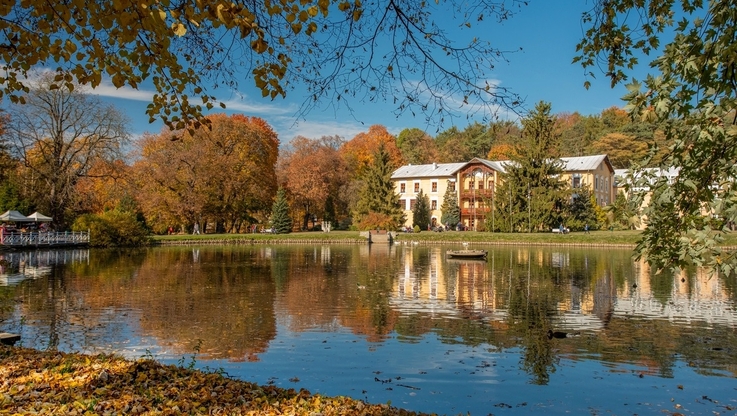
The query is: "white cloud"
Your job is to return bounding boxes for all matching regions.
[273,116,369,143]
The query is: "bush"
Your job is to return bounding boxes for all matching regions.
[72,210,150,247]
[413,225,421,233]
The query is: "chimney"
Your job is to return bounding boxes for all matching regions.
[433,162,437,170]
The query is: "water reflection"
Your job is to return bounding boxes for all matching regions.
[1,244,736,414]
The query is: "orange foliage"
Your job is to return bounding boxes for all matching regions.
[132,114,279,232]
[341,125,404,178]
[486,143,517,160]
[74,159,131,213]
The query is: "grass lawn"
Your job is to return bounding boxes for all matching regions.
[152,229,737,248]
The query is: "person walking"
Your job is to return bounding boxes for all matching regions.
[584,224,589,234]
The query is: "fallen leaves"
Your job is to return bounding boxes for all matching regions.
[0,346,432,415]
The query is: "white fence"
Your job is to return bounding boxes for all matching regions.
[0,231,90,247]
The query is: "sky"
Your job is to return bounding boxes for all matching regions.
[88,2,656,145]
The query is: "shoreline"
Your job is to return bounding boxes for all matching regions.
[0,346,431,416]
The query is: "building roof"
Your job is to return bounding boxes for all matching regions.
[473,158,510,173]
[560,155,612,172]
[391,162,467,179]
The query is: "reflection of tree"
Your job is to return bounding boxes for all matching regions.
[506,259,562,385]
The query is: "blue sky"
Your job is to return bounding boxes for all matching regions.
[89,2,655,144]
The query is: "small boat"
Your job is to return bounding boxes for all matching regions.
[446,249,488,260]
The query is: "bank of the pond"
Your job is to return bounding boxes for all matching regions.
[152,230,645,248]
[0,346,431,416]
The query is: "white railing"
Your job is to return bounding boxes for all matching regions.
[0,231,90,246]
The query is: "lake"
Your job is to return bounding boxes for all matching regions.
[1,244,736,415]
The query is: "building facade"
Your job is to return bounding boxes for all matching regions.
[391,154,616,230]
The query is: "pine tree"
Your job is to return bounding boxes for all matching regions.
[353,144,405,230]
[412,189,431,230]
[440,182,460,228]
[501,101,568,232]
[270,188,292,234]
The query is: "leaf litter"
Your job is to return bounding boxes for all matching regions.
[1,346,434,415]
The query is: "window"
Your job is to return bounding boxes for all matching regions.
[414,183,420,193]
[469,180,475,190]
[572,174,581,189]
[448,181,456,191]
[431,182,437,192]
[478,182,484,190]
[400,183,406,193]
[431,200,437,210]
[409,199,416,210]
[399,199,406,209]
[488,180,493,190]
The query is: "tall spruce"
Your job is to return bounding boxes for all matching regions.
[353,144,405,230]
[498,101,567,232]
[412,189,431,230]
[440,182,460,228]
[270,188,293,234]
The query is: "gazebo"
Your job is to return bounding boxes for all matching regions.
[0,210,28,222]
[26,212,53,222]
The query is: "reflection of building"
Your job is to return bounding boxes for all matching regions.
[391,154,616,229]
[614,259,737,325]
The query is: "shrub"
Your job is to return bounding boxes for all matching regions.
[72,210,150,247]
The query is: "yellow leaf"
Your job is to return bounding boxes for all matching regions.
[308,5,318,17]
[353,9,362,21]
[172,22,187,37]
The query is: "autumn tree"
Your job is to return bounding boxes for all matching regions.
[341,125,404,179]
[577,0,737,274]
[353,144,405,230]
[440,183,461,228]
[3,75,129,228]
[396,128,438,165]
[74,159,132,214]
[0,1,525,130]
[278,135,348,230]
[133,114,278,233]
[270,188,292,234]
[435,122,496,162]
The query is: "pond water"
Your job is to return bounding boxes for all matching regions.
[1,244,736,415]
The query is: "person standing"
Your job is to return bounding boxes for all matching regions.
[193,222,200,235]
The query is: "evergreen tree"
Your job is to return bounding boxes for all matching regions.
[270,188,292,234]
[499,101,568,232]
[440,182,460,228]
[565,187,599,231]
[353,144,405,230]
[412,189,431,230]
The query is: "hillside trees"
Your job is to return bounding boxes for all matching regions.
[577,0,737,274]
[0,1,524,130]
[133,114,278,233]
[278,135,349,230]
[341,125,404,179]
[3,75,129,228]
[396,128,438,165]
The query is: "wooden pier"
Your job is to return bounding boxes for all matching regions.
[0,231,90,247]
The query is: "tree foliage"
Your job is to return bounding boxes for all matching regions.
[278,135,348,230]
[3,75,129,228]
[341,125,404,179]
[270,188,292,234]
[0,1,525,130]
[133,113,278,233]
[496,102,567,232]
[72,209,150,247]
[412,189,431,231]
[577,0,737,275]
[353,144,405,230]
[396,128,438,165]
[440,183,461,227]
